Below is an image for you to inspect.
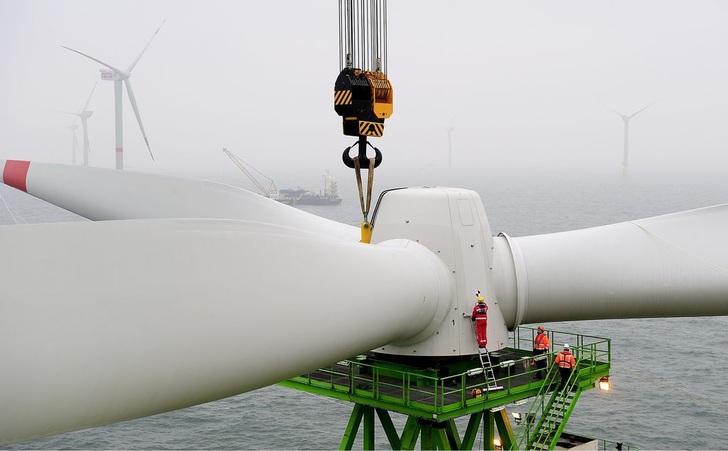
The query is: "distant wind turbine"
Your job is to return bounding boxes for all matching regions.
[58,83,97,166]
[62,20,165,170]
[606,101,657,176]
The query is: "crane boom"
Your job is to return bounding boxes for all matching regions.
[222,148,279,200]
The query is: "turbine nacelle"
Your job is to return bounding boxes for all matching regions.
[371,187,510,355]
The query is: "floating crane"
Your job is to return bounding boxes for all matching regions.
[334,0,394,242]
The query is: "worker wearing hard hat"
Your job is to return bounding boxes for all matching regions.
[555,343,577,389]
[533,325,550,379]
[471,296,489,350]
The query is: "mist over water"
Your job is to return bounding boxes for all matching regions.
[2,167,728,449]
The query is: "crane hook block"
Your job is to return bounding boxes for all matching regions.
[334,68,393,138]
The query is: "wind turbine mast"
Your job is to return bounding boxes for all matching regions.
[58,83,96,166]
[63,20,164,170]
[607,101,656,176]
[69,121,79,165]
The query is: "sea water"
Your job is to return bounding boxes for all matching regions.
[2,169,728,450]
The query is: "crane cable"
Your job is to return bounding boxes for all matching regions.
[354,155,375,243]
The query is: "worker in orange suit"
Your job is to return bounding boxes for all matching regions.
[471,296,488,350]
[555,343,577,389]
[533,325,550,379]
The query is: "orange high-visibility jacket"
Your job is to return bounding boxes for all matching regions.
[534,332,550,351]
[556,351,576,369]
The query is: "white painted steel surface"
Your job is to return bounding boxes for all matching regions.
[493,204,728,327]
[371,187,511,355]
[0,219,451,444]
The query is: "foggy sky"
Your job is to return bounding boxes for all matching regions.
[1,0,727,188]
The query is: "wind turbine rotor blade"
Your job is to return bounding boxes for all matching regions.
[123,79,154,160]
[126,18,166,73]
[61,46,127,77]
[602,104,623,117]
[81,82,98,112]
[494,204,728,327]
[55,110,79,117]
[0,219,451,444]
[628,100,658,119]
[0,160,358,241]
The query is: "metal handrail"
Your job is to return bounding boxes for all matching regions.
[289,327,610,415]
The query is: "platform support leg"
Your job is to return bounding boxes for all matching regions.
[494,409,515,450]
[444,419,462,449]
[339,403,365,450]
[340,403,512,450]
[461,412,484,449]
[375,408,402,450]
[400,416,421,450]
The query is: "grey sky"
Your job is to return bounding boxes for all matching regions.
[1,1,726,186]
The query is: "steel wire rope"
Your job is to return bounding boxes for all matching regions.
[382,0,387,74]
[370,0,377,71]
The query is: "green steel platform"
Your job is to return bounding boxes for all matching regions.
[280,327,617,450]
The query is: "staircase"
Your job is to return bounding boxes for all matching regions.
[527,362,582,450]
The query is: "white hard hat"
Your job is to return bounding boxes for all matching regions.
[563,343,570,349]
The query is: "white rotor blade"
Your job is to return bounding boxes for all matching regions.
[628,100,657,119]
[0,219,450,444]
[602,104,623,117]
[494,204,728,327]
[0,160,358,241]
[61,46,127,77]
[123,79,154,160]
[81,82,97,112]
[126,18,166,73]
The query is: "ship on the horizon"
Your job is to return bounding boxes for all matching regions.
[223,148,342,206]
[277,173,342,206]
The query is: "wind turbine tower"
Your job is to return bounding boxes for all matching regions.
[68,120,80,165]
[63,20,164,170]
[59,83,97,166]
[607,101,656,176]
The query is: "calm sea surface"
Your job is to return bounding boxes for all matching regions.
[2,169,728,450]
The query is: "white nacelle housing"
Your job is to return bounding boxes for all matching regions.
[371,187,510,356]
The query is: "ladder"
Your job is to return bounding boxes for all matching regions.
[477,348,503,391]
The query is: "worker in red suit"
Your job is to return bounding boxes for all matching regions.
[471,295,488,349]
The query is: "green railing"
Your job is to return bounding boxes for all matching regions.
[511,326,612,370]
[284,327,611,421]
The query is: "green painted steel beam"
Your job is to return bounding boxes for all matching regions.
[494,409,515,450]
[432,426,451,450]
[444,419,462,449]
[375,408,402,450]
[364,406,375,450]
[461,412,483,449]
[483,410,495,451]
[400,416,421,450]
[340,403,365,450]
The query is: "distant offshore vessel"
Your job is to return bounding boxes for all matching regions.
[223,148,342,206]
[277,174,342,206]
